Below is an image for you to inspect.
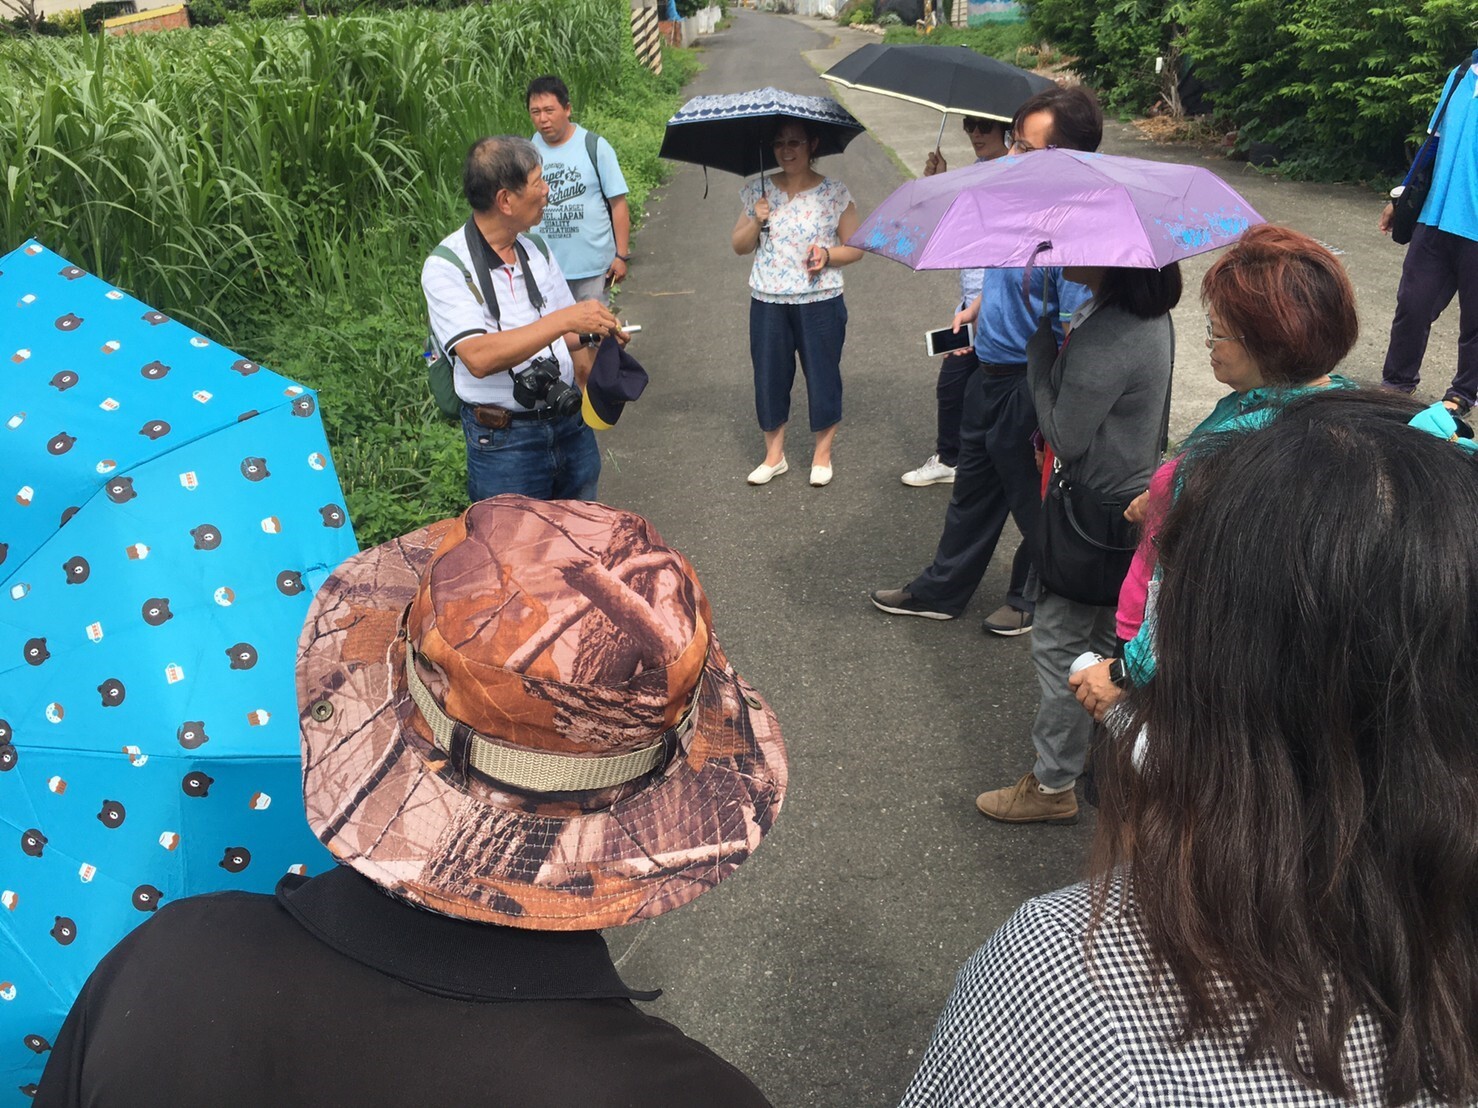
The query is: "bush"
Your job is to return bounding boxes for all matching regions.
[1027,0,1186,112]
[247,0,298,16]
[834,0,872,23]
[1183,0,1475,177]
[1020,0,1477,177]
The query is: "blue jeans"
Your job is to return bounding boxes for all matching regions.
[462,405,601,503]
[749,295,846,432]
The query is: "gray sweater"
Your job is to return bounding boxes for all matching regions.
[1026,303,1174,500]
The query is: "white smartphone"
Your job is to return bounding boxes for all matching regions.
[924,322,974,357]
[620,324,642,334]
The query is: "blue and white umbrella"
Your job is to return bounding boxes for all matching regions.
[0,240,359,1101]
[659,87,866,179]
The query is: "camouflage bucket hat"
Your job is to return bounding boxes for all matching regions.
[297,496,787,930]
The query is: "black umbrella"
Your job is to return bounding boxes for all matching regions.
[659,87,867,182]
[822,43,1054,147]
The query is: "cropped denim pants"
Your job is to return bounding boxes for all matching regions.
[749,294,846,433]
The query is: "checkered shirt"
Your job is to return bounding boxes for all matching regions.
[898,881,1456,1107]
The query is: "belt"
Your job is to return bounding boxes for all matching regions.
[505,405,561,422]
[470,403,562,429]
[978,361,1028,377]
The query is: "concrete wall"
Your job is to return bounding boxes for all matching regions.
[104,3,189,32]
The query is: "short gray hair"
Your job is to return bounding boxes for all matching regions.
[464,136,541,213]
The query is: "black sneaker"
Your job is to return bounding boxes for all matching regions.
[981,604,1033,636]
[869,588,954,620]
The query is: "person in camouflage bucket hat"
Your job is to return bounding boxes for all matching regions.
[34,496,784,1107]
[298,493,788,927]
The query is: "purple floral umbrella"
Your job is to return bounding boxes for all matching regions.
[849,148,1264,270]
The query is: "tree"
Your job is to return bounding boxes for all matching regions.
[1,0,44,34]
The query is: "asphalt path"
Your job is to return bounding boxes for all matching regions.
[595,12,1440,1107]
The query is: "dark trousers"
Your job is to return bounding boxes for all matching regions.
[907,367,1040,617]
[934,348,978,467]
[749,296,846,432]
[1382,222,1478,406]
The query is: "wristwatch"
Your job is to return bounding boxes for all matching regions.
[1107,658,1128,688]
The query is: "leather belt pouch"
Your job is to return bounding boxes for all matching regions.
[473,405,512,430]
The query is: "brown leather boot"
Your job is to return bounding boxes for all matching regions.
[975,772,1079,825]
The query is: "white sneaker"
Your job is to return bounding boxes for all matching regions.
[902,454,956,487]
[747,457,788,485]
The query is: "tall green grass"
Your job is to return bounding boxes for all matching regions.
[2,1,629,335]
[2,5,699,546]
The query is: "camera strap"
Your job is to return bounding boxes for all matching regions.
[461,218,563,375]
[463,218,546,327]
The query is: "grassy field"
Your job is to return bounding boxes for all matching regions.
[1,2,699,545]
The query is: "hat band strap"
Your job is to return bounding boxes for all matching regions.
[404,650,686,792]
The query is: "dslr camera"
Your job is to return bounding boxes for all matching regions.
[511,355,580,417]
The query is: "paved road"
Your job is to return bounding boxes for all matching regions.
[596,13,1447,1107]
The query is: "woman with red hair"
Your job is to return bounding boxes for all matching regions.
[1072,224,1359,715]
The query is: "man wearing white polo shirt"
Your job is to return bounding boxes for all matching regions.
[423,135,625,503]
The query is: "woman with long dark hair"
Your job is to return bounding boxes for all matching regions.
[974,262,1180,826]
[902,390,1478,1106]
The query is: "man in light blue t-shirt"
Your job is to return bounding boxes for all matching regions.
[527,75,632,306]
[1381,51,1478,413]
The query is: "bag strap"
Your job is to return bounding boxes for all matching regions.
[1059,484,1140,552]
[523,231,551,263]
[1406,61,1474,185]
[1432,61,1473,136]
[1157,316,1175,456]
[462,217,545,327]
[430,244,482,306]
[585,128,615,228]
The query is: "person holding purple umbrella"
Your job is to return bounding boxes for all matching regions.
[870,86,1102,632]
[732,118,863,488]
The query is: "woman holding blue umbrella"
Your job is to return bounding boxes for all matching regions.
[731,119,863,488]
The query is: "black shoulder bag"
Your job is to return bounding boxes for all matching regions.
[1036,316,1174,608]
[1392,61,1472,246]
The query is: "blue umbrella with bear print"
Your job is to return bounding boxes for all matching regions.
[0,240,359,1102]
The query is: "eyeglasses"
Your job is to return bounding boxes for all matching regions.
[1008,138,1047,155]
[1204,315,1244,347]
[772,138,807,149]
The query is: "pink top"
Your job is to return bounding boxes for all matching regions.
[1115,455,1179,642]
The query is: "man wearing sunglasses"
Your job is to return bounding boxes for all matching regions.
[902,116,1010,492]
[872,86,1104,637]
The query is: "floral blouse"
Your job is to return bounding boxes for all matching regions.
[739,176,854,305]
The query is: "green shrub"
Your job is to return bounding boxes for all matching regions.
[247,0,298,16]
[1026,0,1186,112]
[1184,0,1475,177]
[1021,0,1478,176]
